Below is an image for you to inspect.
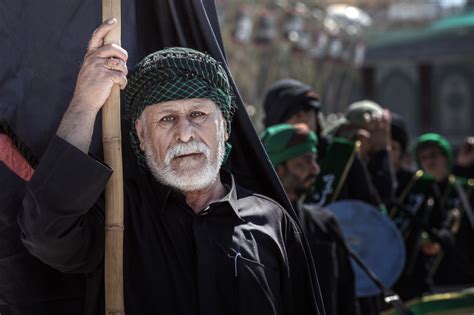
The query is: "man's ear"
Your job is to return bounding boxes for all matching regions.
[135,118,146,151]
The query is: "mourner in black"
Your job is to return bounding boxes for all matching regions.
[261,123,359,315]
[414,134,474,290]
[0,127,84,315]
[263,79,327,158]
[324,101,397,315]
[342,100,396,208]
[18,21,322,315]
[389,113,412,196]
[388,114,435,300]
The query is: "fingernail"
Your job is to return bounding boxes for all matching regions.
[106,18,116,24]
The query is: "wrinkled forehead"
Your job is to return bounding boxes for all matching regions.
[141,98,221,117]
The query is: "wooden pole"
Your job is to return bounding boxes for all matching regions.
[102,1,124,314]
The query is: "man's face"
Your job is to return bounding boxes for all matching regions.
[417,145,449,181]
[277,152,320,200]
[286,110,317,131]
[135,98,228,192]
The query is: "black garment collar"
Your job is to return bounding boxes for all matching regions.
[144,168,242,220]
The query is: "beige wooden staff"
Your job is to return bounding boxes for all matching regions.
[102,0,125,314]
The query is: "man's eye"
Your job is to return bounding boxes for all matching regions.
[189,111,208,122]
[190,111,206,118]
[160,115,176,123]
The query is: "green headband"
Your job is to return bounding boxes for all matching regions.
[414,133,453,169]
[260,123,317,167]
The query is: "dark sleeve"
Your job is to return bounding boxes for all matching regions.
[18,136,112,273]
[0,163,26,257]
[0,164,27,303]
[282,213,325,315]
[367,149,396,206]
[325,216,360,315]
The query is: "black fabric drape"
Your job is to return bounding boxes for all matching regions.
[0,0,295,228]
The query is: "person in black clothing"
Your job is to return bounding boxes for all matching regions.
[261,123,359,315]
[0,124,85,315]
[388,114,434,300]
[414,133,474,291]
[389,113,411,195]
[263,79,326,157]
[18,20,323,315]
[341,100,396,208]
[326,101,397,314]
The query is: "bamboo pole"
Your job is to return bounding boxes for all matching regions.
[102,1,124,314]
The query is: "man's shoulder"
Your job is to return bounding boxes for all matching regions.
[300,203,340,234]
[301,203,336,222]
[234,184,288,221]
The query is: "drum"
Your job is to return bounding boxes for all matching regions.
[382,289,474,314]
[326,200,406,297]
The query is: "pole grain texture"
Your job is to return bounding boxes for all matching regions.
[102,0,125,314]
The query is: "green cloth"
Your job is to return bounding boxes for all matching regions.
[123,47,234,165]
[308,137,358,205]
[414,133,453,169]
[260,124,317,167]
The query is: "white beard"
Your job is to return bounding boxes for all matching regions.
[144,122,226,192]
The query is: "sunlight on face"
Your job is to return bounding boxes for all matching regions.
[137,98,227,192]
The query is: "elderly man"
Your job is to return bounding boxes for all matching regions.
[261,123,359,315]
[18,20,322,315]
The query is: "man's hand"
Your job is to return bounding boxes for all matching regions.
[70,18,128,113]
[57,18,128,153]
[367,109,391,152]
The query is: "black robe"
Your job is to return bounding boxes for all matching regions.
[18,136,322,315]
[430,178,474,288]
[0,163,85,315]
[295,202,359,315]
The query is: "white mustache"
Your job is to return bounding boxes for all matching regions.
[164,141,210,164]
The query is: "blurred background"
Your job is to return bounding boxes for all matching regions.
[215,0,474,146]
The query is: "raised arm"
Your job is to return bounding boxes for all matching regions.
[18,20,127,273]
[57,18,128,153]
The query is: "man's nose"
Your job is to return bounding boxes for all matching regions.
[175,117,195,143]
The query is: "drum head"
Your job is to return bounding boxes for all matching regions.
[327,200,406,297]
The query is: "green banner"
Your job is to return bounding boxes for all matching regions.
[307,137,359,206]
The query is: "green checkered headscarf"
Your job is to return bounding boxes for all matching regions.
[414,133,453,169]
[124,47,235,165]
[260,124,318,167]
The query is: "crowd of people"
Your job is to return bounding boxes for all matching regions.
[259,78,474,314]
[1,18,473,315]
